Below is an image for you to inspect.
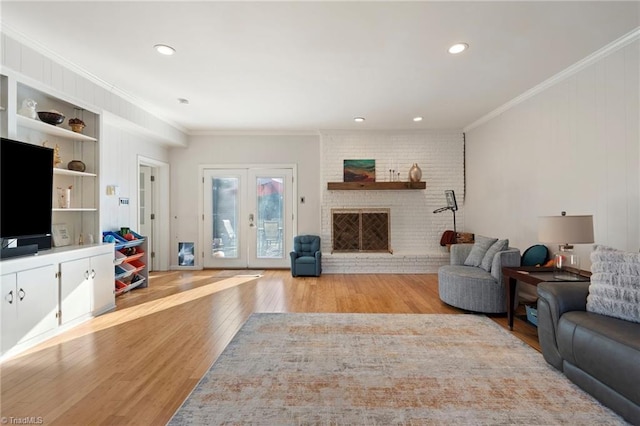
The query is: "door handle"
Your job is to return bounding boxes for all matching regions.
[249,213,255,228]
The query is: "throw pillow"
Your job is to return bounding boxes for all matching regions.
[480,239,509,272]
[586,245,640,324]
[464,235,498,268]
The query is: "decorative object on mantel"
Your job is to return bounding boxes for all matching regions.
[18,98,37,119]
[408,163,422,182]
[343,159,375,182]
[67,160,86,172]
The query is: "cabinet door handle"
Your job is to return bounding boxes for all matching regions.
[90,269,96,279]
[84,270,90,280]
[6,290,13,304]
[18,288,25,301]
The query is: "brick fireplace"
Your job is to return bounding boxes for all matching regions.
[320,130,465,273]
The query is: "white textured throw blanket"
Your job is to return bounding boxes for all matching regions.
[587,245,640,323]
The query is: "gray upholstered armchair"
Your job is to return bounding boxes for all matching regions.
[290,235,322,277]
[438,242,521,313]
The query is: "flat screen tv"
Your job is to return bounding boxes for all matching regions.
[1,137,54,257]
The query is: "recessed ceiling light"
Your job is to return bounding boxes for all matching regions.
[413,116,423,122]
[178,98,189,105]
[154,44,176,55]
[354,117,365,122]
[448,43,468,54]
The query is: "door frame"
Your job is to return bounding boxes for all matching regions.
[137,155,170,272]
[198,163,298,269]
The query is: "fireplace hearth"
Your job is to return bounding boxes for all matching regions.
[331,209,391,253]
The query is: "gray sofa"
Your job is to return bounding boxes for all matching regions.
[438,243,521,313]
[537,282,640,424]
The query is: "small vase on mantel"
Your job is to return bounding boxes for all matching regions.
[408,163,422,182]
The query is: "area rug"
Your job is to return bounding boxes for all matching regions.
[168,313,626,425]
[215,269,264,278]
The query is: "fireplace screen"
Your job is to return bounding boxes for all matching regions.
[332,209,390,253]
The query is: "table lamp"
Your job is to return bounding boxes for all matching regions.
[538,212,594,280]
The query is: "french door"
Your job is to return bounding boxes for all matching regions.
[203,167,294,269]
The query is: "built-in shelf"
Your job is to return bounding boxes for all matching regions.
[53,168,97,177]
[327,181,426,190]
[16,115,97,142]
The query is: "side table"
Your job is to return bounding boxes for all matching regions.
[502,266,590,330]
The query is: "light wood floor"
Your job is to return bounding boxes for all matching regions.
[0,270,539,425]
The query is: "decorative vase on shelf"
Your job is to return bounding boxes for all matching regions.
[57,187,71,209]
[69,117,85,133]
[68,160,86,172]
[408,163,422,182]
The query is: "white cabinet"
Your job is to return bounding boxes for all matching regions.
[1,264,58,353]
[59,258,92,325]
[60,251,113,324]
[90,252,115,314]
[0,244,114,358]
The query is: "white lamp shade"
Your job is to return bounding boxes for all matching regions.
[538,215,594,244]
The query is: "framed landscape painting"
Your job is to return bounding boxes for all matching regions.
[343,159,375,182]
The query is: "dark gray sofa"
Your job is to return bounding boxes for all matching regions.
[537,281,640,424]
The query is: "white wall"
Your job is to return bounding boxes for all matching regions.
[320,130,464,273]
[169,134,321,268]
[100,118,170,232]
[465,39,640,268]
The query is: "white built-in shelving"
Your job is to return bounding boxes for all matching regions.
[0,72,115,361]
[16,114,97,142]
[8,80,101,247]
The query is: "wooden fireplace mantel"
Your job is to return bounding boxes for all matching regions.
[327,182,426,190]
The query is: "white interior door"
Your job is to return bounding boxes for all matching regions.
[203,167,294,269]
[139,165,154,271]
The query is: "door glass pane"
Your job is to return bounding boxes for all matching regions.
[256,177,284,258]
[139,171,146,225]
[211,177,238,259]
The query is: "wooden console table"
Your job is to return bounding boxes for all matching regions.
[502,266,590,331]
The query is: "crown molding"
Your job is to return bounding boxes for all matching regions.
[188,129,321,137]
[1,23,188,135]
[464,27,640,133]
[318,128,463,136]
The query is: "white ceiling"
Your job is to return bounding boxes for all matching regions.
[2,1,639,133]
